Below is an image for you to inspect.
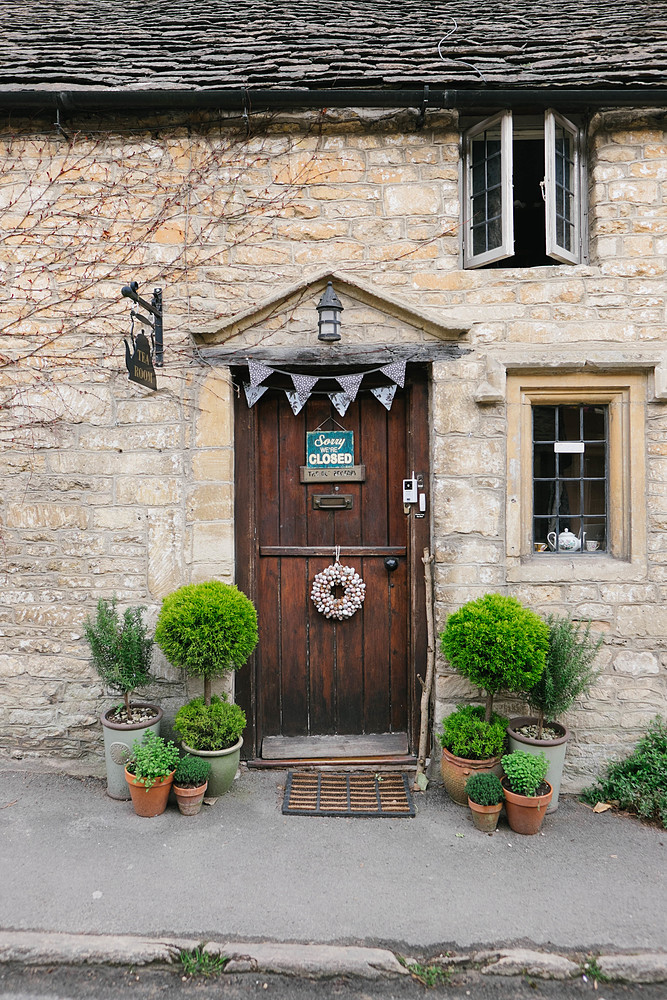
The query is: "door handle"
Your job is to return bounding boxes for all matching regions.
[384,556,399,572]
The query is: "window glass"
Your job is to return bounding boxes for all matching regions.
[532,404,608,553]
[471,125,503,257]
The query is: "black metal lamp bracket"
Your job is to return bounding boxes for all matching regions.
[121,281,164,367]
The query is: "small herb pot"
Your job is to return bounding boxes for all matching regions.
[467,798,503,833]
[125,767,175,817]
[502,779,553,835]
[173,782,208,816]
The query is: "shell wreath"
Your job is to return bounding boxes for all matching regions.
[311,550,366,620]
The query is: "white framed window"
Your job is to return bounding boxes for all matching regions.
[463,110,585,269]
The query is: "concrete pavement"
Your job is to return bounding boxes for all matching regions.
[0,761,665,981]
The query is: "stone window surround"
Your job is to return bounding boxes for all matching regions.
[506,371,647,583]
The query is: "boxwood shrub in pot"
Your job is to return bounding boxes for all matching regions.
[465,772,504,833]
[437,705,508,805]
[173,754,212,816]
[438,594,548,805]
[155,581,258,797]
[84,596,162,800]
[508,614,603,813]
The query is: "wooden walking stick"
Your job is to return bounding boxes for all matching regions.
[415,547,435,790]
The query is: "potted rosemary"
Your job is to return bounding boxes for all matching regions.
[84,596,161,799]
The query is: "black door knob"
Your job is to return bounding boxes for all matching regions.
[384,556,399,572]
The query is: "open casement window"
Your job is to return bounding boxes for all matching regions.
[463,110,513,268]
[544,109,581,264]
[463,110,584,269]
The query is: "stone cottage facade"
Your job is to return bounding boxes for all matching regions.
[1,3,666,789]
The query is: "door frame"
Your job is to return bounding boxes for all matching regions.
[233,365,431,760]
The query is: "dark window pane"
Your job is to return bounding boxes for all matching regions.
[533,443,555,478]
[584,478,606,515]
[533,406,556,441]
[583,406,605,440]
[584,443,606,478]
[534,481,553,516]
[558,406,581,441]
[558,453,581,479]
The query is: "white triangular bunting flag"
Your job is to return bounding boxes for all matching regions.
[329,392,352,417]
[336,372,364,401]
[380,360,406,387]
[243,383,268,407]
[290,372,319,402]
[285,389,307,415]
[371,384,397,410]
[247,359,274,387]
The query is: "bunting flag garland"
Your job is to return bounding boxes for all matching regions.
[243,358,410,413]
[380,360,406,388]
[247,359,275,387]
[371,384,397,410]
[291,372,320,402]
[244,383,269,407]
[285,389,307,415]
[328,392,352,417]
[336,372,364,402]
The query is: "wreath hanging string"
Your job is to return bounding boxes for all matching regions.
[311,545,366,620]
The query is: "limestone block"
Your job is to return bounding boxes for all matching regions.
[433,436,504,478]
[195,373,233,448]
[432,479,501,537]
[186,483,233,521]
[147,509,185,599]
[4,504,88,530]
[115,396,182,425]
[617,605,667,637]
[383,183,440,217]
[191,448,233,482]
[116,477,182,507]
[613,651,660,676]
[191,523,233,571]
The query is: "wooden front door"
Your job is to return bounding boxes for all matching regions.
[235,372,429,760]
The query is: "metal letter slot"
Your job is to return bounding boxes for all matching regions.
[312,494,353,510]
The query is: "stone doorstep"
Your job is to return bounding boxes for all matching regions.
[0,933,666,983]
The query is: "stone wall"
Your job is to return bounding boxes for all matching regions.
[0,106,665,784]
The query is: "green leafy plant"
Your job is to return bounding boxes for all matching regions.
[580,717,667,829]
[501,749,549,797]
[126,730,180,790]
[527,615,603,738]
[465,771,505,806]
[440,593,548,722]
[174,695,246,752]
[580,956,611,985]
[155,581,258,705]
[84,597,153,714]
[398,957,450,988]
[438,704,507,760]
[179,946,228,978]
[174,754,212,788]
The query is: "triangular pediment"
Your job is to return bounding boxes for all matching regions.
[196,268,470,349]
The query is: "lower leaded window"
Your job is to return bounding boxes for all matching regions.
[533,404,607,553]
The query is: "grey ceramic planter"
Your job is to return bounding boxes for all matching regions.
[181,737,243,798]
[100,704,163,800]
[506,716,569,813]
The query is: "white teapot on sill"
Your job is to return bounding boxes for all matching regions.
[547,528,581,552]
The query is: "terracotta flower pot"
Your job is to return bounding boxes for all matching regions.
[173,782,208,816]
[124,767,175,817]
[507,717,569,813]
[440,746,503,806]
[467,798,503,833]
[502,778,553,835]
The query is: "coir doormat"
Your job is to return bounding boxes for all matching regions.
[282,771,415,818]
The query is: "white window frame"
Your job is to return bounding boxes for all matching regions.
[463,110,513,269]
[544,109,581,264]
[463,110,585,269]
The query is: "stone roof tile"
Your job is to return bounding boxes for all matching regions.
[2,1,666,91]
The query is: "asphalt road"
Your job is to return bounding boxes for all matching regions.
[1,964,666,1000]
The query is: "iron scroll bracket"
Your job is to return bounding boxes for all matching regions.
[121,281,163,367]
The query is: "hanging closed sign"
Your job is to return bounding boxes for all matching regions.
[306,431,354,467]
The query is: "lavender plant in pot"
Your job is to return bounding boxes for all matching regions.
[155,581,258,798]
[84,596,161,800]
[438,593,548,805]
[508,615,603,812]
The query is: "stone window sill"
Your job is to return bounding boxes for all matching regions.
[507,554,647,584]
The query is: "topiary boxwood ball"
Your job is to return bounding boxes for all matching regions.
[155,581,258,705]
[440,593,548,723]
